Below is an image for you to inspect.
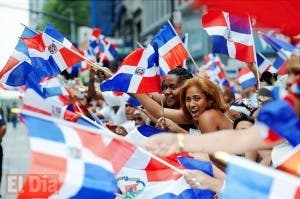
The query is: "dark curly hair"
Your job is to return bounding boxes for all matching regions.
[167,67,193,84]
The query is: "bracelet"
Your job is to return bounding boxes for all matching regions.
[177,134,185,152]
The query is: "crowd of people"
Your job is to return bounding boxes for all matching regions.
[54,48,300,196]
[1,47,299,197]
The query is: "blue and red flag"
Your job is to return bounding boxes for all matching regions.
[0,27,36,86]
[238,65,257,89]
[109,125,209,198]
[202,11,255,63]
[99,35,119,62]
[256,99,300,146]
[100,46,161,93]
[20,111,117,199]
[151,21,189,77]
[256,52,272,73]
[21,25,84,81]
[262,34,296,74]
[223,154,300,199]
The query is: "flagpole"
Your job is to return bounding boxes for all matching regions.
[167,20,200,71]
[248,17,261,90]
[136,41,145,49]
[21,24,113,76]
[160,94,165,122]
[21,110,184,175]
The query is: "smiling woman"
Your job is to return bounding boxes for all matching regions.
[0,0,29,68]
[180,77,232,133]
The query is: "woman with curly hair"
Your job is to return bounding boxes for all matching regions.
[179,77,232,133]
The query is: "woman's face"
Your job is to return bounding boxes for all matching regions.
[185,86,208,121]
[163,74,181,108]
[125,104,135,120]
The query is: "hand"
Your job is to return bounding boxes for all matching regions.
[184,170,224,193]
[189,152,210,161]
[156,117,185,133]
[144,133,179,156]
[115,126,128,136]
[96,67,113,81]
[89,68,96,81]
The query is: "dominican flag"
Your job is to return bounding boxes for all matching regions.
[89,28,102,56]
[100,46,161,93]
[22,87,69,119]
[22,76,72,119]
[0,27,36,86]
[223,155,300,199]
[107,127,212,198]
[39,77,68,98]
[256,100,300,146]
[238,65,257,89]
[272,53,288,75]
[202,11,255,63]
[262,34,296,74]
[125,125,164,143]
[21,27,84,81]
[88,28,118,62]
[151,21,189,77]
[20,111,117,199]
[276,145,300,176]
[256,52,272,73]
[204,55,231,88]
[182,33,189,69]
[44,23,81,55]
[99,35,119,62]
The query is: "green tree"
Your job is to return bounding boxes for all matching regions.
[40,0,90,42]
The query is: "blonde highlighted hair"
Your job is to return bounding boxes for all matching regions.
[180,77,229,119]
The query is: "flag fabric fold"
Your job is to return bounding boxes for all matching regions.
[256,52,272,73]
[0,27,36,86]
[150,22,189,77]
[20,112,117,199]
[276,145,300,176]
[100,47,161,93]
[261,34,296,74]
[238,65,257,89]
[202,11,255,63]
[222,155,300,199]
[21,26,83,82]
[256,100,300,146]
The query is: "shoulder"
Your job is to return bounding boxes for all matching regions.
[198,110,220,132]
[199,109,232,131]
[199,109,220,120]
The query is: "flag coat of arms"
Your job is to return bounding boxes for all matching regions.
[110,125,213,198]
[202,11,255,63]
[19,112,117,199]
[21,26,83,80]
[100,47,161,93]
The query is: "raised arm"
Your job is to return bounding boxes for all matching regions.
[145,125,276,156]
[133,93,191,124]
